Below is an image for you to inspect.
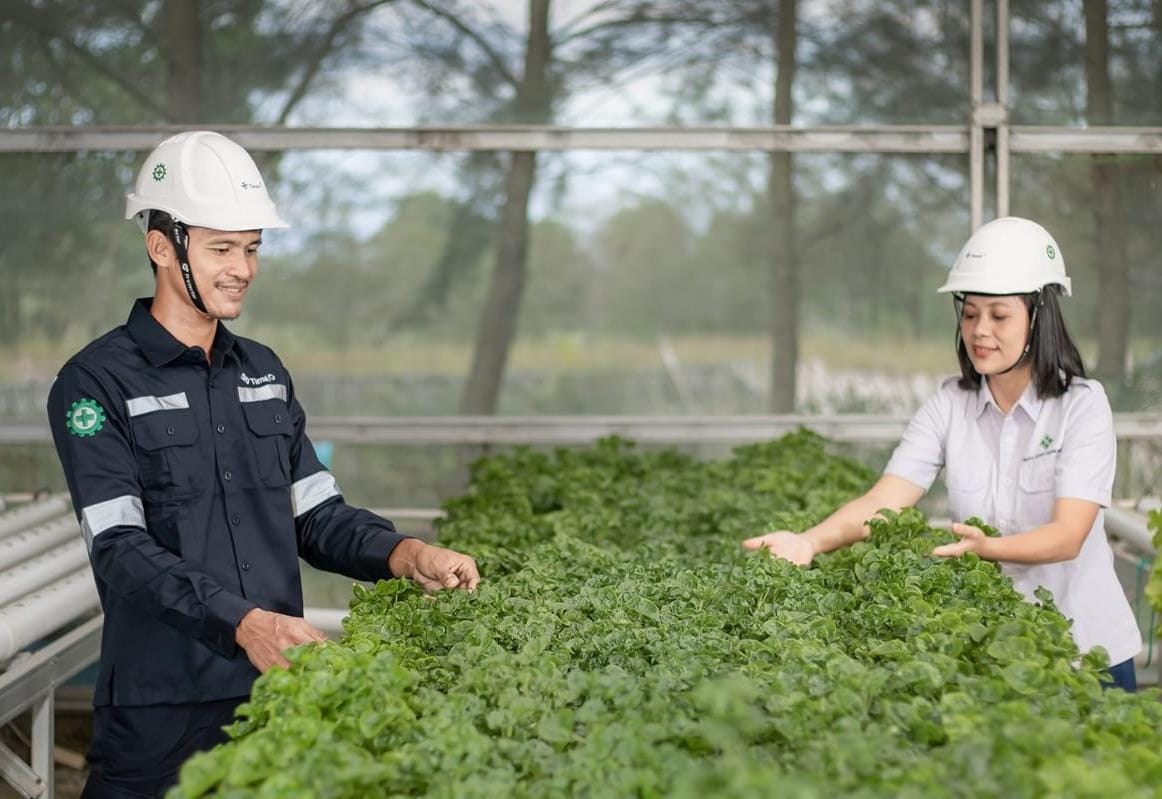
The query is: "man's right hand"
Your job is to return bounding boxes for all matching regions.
[235,608,327,673]
[741,531,816,566]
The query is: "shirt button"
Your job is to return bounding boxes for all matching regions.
[241,561,251,571]
[216,423,226,434]
[223,470,233,481]
[274,414,283,424]
[231,514,240,525]
[166,425,175,436]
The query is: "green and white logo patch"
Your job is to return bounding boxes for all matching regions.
[152,163,167,182]
[1046,245,1056,260]
[1040,434,1054,450]
[67,398,106,438]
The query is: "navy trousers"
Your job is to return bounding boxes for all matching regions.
[81,697,245,799]
[1105,657,1137,693]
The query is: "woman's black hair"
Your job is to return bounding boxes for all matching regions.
[955,285,1086,398]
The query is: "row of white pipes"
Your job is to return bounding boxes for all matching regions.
[0,496,350,665]
[0,496,100,663]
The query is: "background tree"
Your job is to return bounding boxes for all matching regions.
[390,0,709,414]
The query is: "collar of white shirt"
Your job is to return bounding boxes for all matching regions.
[974,378,1045,422]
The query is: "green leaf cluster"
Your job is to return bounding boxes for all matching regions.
[171,431,1162,798]
[1147,510,1162,640]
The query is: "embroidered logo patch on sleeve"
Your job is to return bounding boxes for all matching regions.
[67,398,106,437]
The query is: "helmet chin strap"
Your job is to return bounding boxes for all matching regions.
[167,221,209,315]
[955,290,1042,377]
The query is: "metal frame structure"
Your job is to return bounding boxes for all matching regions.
[0,618,100,799]
[0,3,1159,232]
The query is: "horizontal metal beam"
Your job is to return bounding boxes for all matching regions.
[304,414,1162,445]
[0,125,970,153]
[5,415,1162,445]
[0,615,101,728]
[1010,126,1162,154]
[303,415,912,444]
[3,125,1161,155]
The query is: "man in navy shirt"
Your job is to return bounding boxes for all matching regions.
[48,131,480,798]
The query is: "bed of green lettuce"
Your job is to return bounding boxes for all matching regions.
[170,432,1162,799]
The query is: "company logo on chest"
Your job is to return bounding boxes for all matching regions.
[240,372,278,387]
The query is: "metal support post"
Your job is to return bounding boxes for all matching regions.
[30,693,53,798]
[970,0,985,231]
[996,0,1011,217]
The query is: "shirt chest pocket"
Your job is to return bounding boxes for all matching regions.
[241,400,293,487]
[130,411,203,499]
[1018,457,1057,495]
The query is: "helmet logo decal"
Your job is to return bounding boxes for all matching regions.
[240,180,263,190]
[67,399,106,437]
[1046,245,1056,259]
[152,163,167,182]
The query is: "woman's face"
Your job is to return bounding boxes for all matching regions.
[960,294,1030,375]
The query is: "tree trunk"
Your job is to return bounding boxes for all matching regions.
[768,0,798,412]
[0,262,18,351]
[163,0,203,122]
[1084,0,1128,385]
[459,0,551,414]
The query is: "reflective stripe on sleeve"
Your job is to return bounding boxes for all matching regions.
[291,471,342,517]
[81,495,145,549]
[126,392,190,417]
[237,384,288,403]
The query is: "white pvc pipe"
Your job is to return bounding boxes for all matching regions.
[303,607,347,638]
[0,539,89,608]
[0,568,100,661]
[0,516,80,573]
[1104,507,1157,557]
[0,496,70,541]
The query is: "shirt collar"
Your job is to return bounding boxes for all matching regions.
[973,378,1043,421]
[126,298,240,368]
[213,322,240,367]
[1015,381,1044,421]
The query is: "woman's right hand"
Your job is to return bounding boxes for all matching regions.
[741,531,816,565]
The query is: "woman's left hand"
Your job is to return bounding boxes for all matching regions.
[931,522,989,559]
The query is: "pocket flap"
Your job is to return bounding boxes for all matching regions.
[242,400,292,437]
[131,411,198,451]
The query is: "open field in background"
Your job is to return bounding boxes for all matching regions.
[0,331,956,381]
[3,329,1159,390]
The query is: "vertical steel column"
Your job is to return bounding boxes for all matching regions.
[30,693,52,798]
[970,0,985,231]
[996,0,1011,217]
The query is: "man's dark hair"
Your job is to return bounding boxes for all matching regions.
[955,285,1086,398]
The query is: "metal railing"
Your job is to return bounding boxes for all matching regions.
[2,413,1162,446]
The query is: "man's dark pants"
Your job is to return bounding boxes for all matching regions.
[80,697,244,798]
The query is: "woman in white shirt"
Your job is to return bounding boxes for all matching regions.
[743,216,1142,691]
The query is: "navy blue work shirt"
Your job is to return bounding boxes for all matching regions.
[47,298,409,706]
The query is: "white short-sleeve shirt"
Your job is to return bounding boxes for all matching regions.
[884,376,1142,665]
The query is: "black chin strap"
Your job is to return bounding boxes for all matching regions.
[168,222,208,315]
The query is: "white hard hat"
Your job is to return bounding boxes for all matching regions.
[938,216,1070,297]
[125,130,288,232]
